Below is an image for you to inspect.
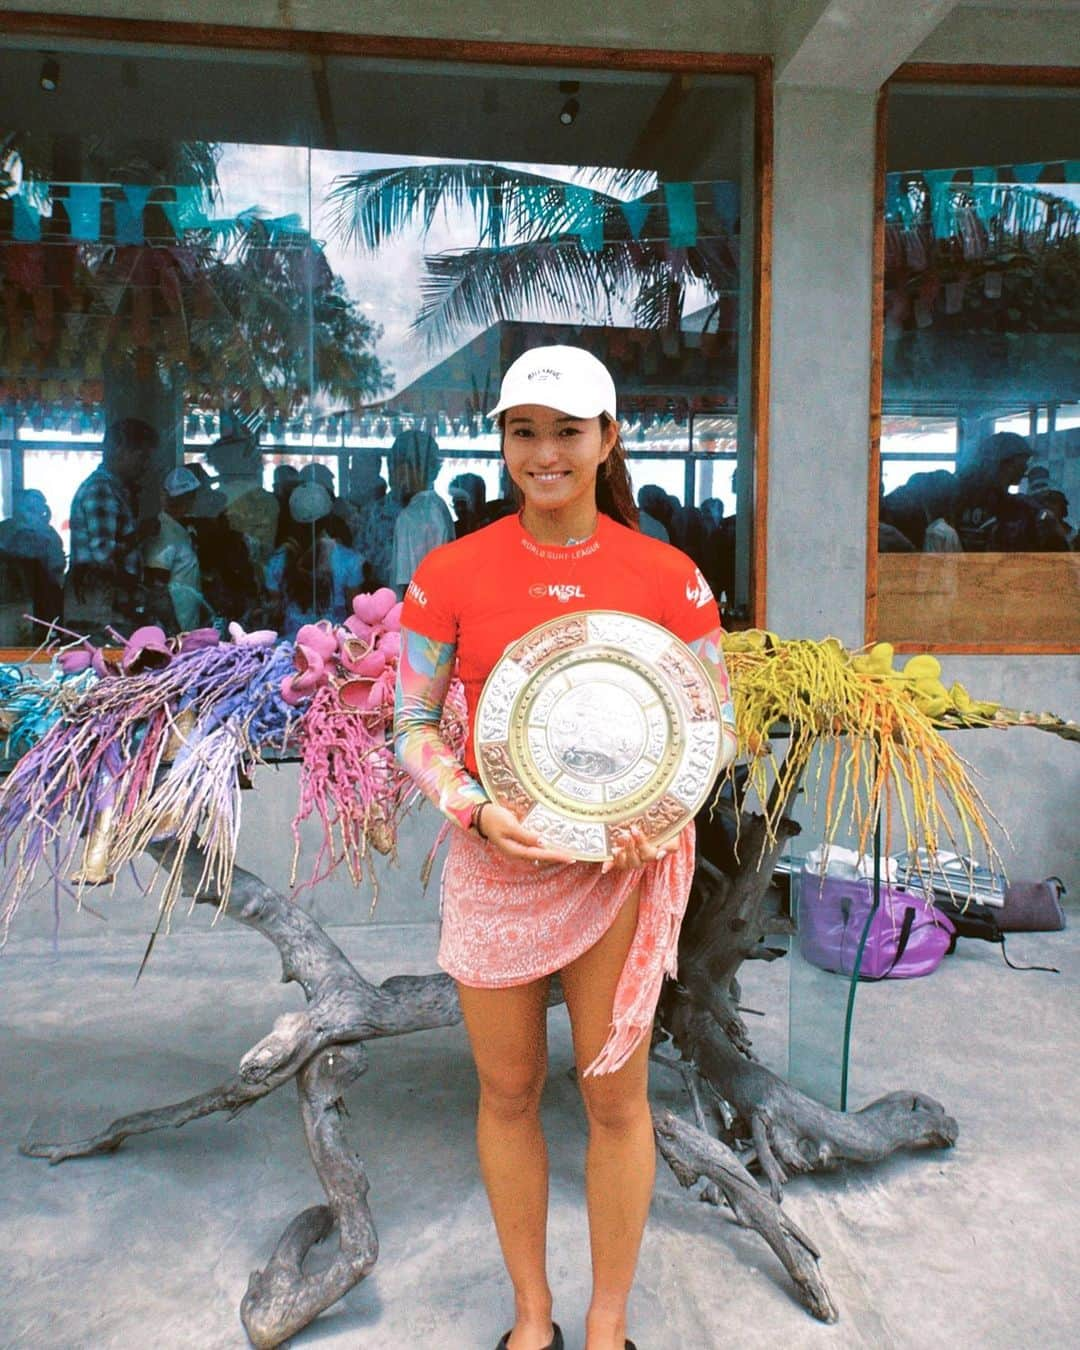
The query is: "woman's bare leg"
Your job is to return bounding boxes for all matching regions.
[458,976,556,1350]
[560,884,651,1350]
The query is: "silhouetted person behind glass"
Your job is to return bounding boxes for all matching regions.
[266,482,364,636]
[699,495,736,604]
[0,488,65,631]
[880,468,957,551]
[272,464,302,545]
[636,485,670,542]
[351,473,398,590]
[207,427,280,580]
[952,432,1032,550]
[389,429,454,597]
[65,416,158,633]
[0,488,65,587]
[665,491,709,570]
[142,466,209,632]
[954,432,1070,551]
[187,471,259,630]
[449,472,487,538]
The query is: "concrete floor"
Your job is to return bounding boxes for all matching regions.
[1,910,1077,1350]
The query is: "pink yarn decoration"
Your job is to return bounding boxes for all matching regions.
[290,589,467,898]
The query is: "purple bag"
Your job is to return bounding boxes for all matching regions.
[798,873,956,980]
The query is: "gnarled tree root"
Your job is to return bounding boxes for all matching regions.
[679,1009,959,1201]
[22,855,459,1348]
[653,1108,838,1324]
[20,818,960,1343]
[241,1042,378,1349]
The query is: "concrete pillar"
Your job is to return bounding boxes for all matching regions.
[765,86,878,645]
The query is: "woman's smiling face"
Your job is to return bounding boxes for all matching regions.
[502,404,616,520]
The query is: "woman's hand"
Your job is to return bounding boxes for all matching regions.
[601,824,677,874]
[479,802,577,866]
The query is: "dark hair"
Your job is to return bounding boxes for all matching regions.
[499,411,639,531]
[106,417,158,455]
[596,415,639,530]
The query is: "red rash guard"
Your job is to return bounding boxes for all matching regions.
[399,512,721,777]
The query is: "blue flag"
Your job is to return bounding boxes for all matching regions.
[664,182,698,247]
[115,185,152,244]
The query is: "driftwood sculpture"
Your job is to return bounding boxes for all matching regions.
[7,620,1071,1346]
[21,778,953,1346]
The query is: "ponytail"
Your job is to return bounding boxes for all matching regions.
[596,415,639,531]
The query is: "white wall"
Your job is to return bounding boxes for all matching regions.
[914,4,1080,67]
[0,0,770,52]
[765,87,878,647]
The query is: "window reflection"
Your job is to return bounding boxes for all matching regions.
[1,40,758,644]
[876,81,1079,647]
[880,85,1079,558]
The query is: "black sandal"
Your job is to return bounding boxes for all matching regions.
[495,1324,564,1350]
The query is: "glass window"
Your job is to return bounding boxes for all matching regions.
[876,82,1080,647]
[1,38,759,644]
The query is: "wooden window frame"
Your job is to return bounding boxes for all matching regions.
[0,11,773,660]
[867,63,1080,656]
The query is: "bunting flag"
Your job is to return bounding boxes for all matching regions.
[969,165,998,221]
[921,169,957,241]
[710,181,739,234]
[65,185,101,242]
[621,197,651,240]
[12,191,41,242]
[885,160,1080,238]
[663,181,698,248]
[884,174,915,228]
[115,185,152,245]
[563,185,603,253]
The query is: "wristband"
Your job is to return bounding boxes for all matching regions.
[471,801,490,841]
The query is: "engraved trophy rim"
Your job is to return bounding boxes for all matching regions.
[475,610,723,862]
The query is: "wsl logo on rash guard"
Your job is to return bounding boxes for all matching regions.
[530,582,585,603]
[685,567,714,608]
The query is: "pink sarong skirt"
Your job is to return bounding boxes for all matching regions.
[439,822,696,1076]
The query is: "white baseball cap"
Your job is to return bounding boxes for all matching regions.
[490,345,617,421]
[163,466,201,497]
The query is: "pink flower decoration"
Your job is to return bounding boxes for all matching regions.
[375,630,401,661]
[280,674,311,707]
[351,586,397,625]
[228,622,278,647]
[91,647,120,678]
[293,644,327,681]
[178,628,221,653]
[295,621,338,659]
[122,626,172,673]
[58,646,93,675]
[343,615,374,642]
[354,647,387,679]
[338,635,372,675]
[381,601,404,632]
[337,677,376,712]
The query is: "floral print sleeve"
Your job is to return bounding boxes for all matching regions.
[687,624,739,768]
[393,626,488,832]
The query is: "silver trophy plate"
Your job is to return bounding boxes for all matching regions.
[475,611,723,861]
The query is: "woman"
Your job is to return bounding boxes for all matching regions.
[394,346,738,1350]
